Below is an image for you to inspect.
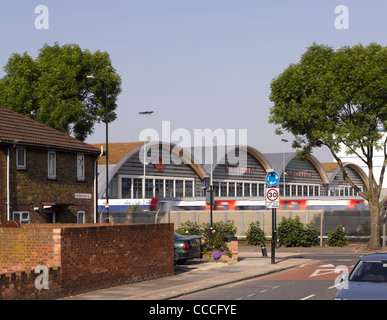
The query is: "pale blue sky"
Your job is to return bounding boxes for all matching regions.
[1,1,386,161]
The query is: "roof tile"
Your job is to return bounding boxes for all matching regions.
[0,105,100,154]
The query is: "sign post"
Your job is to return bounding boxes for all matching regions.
[265,171,280,264]
[271,207,277,264]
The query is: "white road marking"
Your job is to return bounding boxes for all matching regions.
[300,294,315,300]
[310,268,338,277]
[247,293,255,297]
[260,289,267,293]
[272,286,279,289]
[318,264,335,268]
[336,259,352,262]
[328,283,342,290]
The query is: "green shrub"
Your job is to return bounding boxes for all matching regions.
[202,220,236,254]
[202,220,237,237]
[127,202,143,211]
[175,221,203,236]
[246,221,266,246]
[302,222,319,247]
[277,216,319,247]
[175,220,236,256]
[327,224,348,247]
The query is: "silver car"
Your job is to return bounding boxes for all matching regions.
[336,252,387,300]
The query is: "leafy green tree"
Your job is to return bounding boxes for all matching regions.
[269,43,387,250]
[0,42,122,141]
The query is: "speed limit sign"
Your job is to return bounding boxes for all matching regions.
[266,188,280,208]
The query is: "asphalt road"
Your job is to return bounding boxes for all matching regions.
[176,254,362,300]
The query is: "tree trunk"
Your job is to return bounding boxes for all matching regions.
[368,200,381,250]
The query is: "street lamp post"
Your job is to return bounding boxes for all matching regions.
[139,111,154,210]
[87,75,109,223]
[281,139,288,197]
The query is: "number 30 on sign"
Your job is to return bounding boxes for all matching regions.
[266,188,280,209]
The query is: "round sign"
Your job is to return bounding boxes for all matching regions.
[266,189,279,202]
[155,155,164,171]
[265,171,280,186]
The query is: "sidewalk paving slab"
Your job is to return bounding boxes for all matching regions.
[64,245,375,301]
[65,252,308,300]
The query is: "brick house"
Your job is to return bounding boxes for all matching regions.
[0,105,102,224]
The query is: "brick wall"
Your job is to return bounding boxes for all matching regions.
[226,241,239,263]
[0,223,174,299]
[0,267,62,300]
[0,226,60,274]
[2,147,97,223]
[0,146,7,221]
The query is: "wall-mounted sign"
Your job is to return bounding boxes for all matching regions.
[75,193,92,199]
[286,170,312,178]
[227,167,253,174]
[155,155,164,171]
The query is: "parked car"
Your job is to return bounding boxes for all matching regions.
[174,232,202,264]
[336,252,387,300]
[174,246,178,265]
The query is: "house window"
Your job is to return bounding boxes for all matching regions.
[236,183,243,197]
[155,179,164,197]
[77,211,85,223]
[122,178,132,198]
[16,148,26,169]
[48,151,56,179]
[120,176,195,199]
[145,179,154,198]
[259,184,265,197]
[251,183,258,197]
[228,182,235,197]
[133,178,142,199]
[165,180,174,197]
[285,185,291,196]
[77,154,85,180]
[175,180,184,197]
[185,180,193,197]
[13,211,30,223]
[291,185,297,196]
[220,182,227,197]
[244,183,251,197]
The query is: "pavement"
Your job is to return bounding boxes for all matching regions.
[64,244,372,300]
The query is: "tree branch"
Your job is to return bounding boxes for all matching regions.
[330,149,368,200]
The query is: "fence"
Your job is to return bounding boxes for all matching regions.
[109,210,377,238]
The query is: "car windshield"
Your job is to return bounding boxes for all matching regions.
[349,260,387,283]
[174,232,186,239]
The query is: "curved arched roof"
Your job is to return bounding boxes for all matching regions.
[306,154,331,185]
[264,152,330,185]
[323,162,369,190]
[97,141,208,196]
[203,146,272,174]
[95,141,368,197]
